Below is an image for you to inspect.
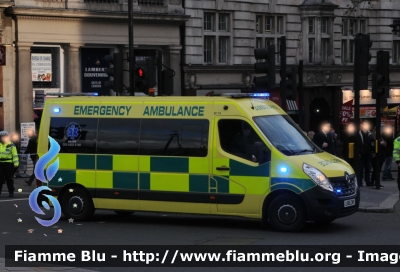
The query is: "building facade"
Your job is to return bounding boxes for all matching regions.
[183,0,400,132]
[0,0,187,131]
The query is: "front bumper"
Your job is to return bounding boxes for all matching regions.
[300,185,360,222]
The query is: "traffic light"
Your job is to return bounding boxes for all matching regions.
[284,66,297,100]
[104,52,124,94]
[253,45,276,89]
[279,36,297,100]
[372,50,390,99]
[134,59,148,93]
[359,34,372,90]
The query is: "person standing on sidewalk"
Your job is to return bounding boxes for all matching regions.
[382,125,394,181]
[313,121,335,155]
[358,121,372,187]
[343,123,357,170]
[0,131,19,197]
[24,130,38,186]
[370,127,385,188]
[392,133,400,197]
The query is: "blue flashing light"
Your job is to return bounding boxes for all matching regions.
[53,108,61,113]
[250,93,270,98]
[335,189,342,194]
[280,167,288,173]
[93,93,99,96]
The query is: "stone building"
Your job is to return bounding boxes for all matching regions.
[0,0,186,131]
[183,0,400,132]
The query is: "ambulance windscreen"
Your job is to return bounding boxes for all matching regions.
[253,115,319,156]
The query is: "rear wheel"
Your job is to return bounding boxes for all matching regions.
[60,186,94,221]
[267,195,307,232]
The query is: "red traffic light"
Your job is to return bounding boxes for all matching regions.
[136,68,144,77]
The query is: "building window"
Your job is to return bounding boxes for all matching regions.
[342,19,348,36]
[394,41,400,64]
[308,39,315,64]
[360,20,367,34]
[204,13,214,31]
[394,20,400,38]
[265,38,274,47]
[277,16,284,34]
[256,38,263,49]
[350,19,357,35]
[321,18,329,34]
[256,15,263,33]
[309,18,315,33]
[321,39,329,63]
[219,37,228,63]
[349,40,354,63]
[255,15,285,64]
[204,36,214,63]
[341,40,347,63]
[265,16,273,33]
[203,12,232,64]
[342,18,367,64]
[219,13,229,31]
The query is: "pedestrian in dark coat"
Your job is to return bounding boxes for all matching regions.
[313,121,335,155]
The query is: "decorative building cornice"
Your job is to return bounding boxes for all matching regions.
[4,7,189,23]
[306,70,342,85]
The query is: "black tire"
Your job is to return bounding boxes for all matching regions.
[114,211,134,216]
[267,194,307,232]
[60,186,94,221]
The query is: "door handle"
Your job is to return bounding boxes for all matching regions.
[216,166,230,171]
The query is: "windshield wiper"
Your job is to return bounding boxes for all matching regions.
[295,149,314,155]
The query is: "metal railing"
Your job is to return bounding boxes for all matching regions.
[138,0,165,7]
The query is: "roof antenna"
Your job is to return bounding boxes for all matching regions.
[249,97,255,110]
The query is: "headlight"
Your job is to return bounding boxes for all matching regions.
[302,163,333,192]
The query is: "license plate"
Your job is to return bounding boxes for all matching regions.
[344,199,356,207]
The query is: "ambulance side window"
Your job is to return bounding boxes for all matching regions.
[49,117,97,154]
[218,119,270,164]
[97,118,140,155]
[139,119,209,157]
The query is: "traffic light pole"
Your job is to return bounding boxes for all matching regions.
[298,60,304,131]
[353,35,361,186]
[375,95,381,189]
[280,36,287,111]
[128,0,135,96]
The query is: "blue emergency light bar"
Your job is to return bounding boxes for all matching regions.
[53,108,61,113]
[222,93,270,98]
[250,93,270,98]
[46,92,99,97]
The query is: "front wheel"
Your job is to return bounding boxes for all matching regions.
[268,195,307,232]
[60,186,95,221]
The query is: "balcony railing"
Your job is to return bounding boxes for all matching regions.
[138,0,165,6]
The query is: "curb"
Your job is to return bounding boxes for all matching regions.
[358,192,399,213]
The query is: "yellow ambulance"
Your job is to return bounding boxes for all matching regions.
[38,93,359,232]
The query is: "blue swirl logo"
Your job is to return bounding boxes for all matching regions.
[29,136,62,227]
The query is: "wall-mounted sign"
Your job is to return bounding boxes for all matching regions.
[31,53,52,81]
[351,106,376,118]
[0,45,6,66]
[342,89,376,105]
[81,48,110,96]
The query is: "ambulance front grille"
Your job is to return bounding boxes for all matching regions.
[331,175,357,197]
